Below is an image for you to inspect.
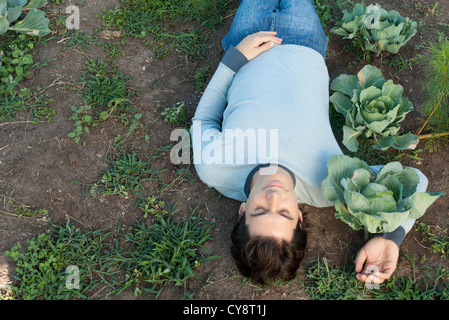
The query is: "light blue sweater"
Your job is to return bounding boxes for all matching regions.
[191,44,342,207]
[190,44,428,246]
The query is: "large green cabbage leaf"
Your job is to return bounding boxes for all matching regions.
[321,155,444,233]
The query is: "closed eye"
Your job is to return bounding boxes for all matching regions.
[251,208,294,220]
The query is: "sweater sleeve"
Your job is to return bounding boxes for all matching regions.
[190,47,248,181]
[370,165,429,248]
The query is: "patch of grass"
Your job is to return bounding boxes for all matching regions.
[106,207,217,298]
[371,253,449,300]
[194,63,211,92]
[299,257,369,300]
[300,255,449,300]
[4,220,112,300]
[63,30,99,51]
[79,57,135,109]
[4,208,216,299]
[90,150,166,199]
[67,57,140,145]
[100,0,233,60]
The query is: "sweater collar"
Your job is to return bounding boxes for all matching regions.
[244,163,296,198]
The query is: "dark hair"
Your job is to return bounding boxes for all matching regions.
[230,212,307,285]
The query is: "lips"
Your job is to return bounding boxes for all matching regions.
[264,183,286,190]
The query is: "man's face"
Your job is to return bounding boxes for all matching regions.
[241,166,302,242]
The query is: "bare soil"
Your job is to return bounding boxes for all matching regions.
[0,0,448,300]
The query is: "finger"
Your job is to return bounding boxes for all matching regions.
[379,266,395,280]
[358,271,390,284]
[354,250,367,273]
[251,32,282,44]
[256,41,275,54]
[255,31,278,36]
[258,36,283,46]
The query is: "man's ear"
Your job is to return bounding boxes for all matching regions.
[238,203,246,216]
[298,207,303,230]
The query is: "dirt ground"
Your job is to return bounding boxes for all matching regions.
[0,0,448,300]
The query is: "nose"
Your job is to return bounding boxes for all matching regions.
[266,190,281,211]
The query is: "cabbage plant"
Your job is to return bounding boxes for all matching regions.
[331,3,417,56]
[330,64,418,152]
[321,154,444,234]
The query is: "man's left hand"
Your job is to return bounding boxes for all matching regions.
[235,31,283,61]
[355,237,399,284]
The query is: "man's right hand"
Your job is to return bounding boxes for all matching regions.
[235,31,283,61]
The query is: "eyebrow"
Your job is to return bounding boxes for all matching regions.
[250,208,294,220]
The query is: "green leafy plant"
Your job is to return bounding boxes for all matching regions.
[314,0,332,28]
[139,195,168,218]
[8,198,48,218]
[330,64,418,152]
[67,99,131,145]
[161,101,186,125]
[0,0,51,76]
[331,3,417,58]
[0,32,54,123]
[321,154,444,234]
[417,221,449,259]
[0,34,36,92]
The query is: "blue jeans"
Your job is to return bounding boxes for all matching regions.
[222,0,328,59]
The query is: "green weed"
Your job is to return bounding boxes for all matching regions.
[64,30,98,51]
[161,101,187,125]
[194,63,211,92]
[0,34,55,123]
[372,253,449,300]
[139,195,168,218]
[90,150,166,199]
[416,221,449,259]
[7,199,48,219]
